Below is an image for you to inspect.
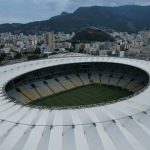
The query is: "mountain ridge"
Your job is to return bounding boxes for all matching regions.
[1,5,150,34]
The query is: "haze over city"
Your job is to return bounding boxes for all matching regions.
[1,0,150,24]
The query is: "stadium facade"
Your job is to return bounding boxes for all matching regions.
[0,56,150,150]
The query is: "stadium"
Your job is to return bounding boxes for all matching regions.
[0,55,150,150]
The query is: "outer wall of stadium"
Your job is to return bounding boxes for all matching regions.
[0,56,150,150]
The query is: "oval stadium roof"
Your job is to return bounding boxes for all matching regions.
[0,56,150,150]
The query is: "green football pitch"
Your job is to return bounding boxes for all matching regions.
[29,84,133,108]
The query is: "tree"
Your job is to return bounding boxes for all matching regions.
[0,56,4,63]
[0,45,4,49]
[14,52,22,59]
[35,47,41,54]
[0,53,6,63]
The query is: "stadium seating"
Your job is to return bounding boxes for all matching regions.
[79,73,90,85]
[132,84,144,92]
[57,76,75,89]
[67,74,83,87]
[6,62,148,104]
[19,84,40,101]
[46,79,65,93]
[117,77,131,88]
[7,89,30,104]
[33,81,53,97]
[109,75,120,86]
[101,73,110,85]
[91,72,100,84]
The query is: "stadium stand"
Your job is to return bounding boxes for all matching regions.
[91,72,100,84]
[101,73,110,85]
[109,74,120,86]
[7,89,30,104]
[6,62,148,104]
[79,73,90,85]
[33,81,53,97]
[67,74,83,87]
[46,79,65,93]
[57,76,75,89]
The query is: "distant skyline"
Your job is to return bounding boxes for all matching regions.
[1,0,150,24]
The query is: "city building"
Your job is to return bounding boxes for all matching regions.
[45,32,55,50]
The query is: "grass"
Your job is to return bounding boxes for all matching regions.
[29,84,133,108]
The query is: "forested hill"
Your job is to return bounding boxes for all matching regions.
[1,5,150,34]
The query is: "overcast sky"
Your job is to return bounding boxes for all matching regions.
[0,0,150,24]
